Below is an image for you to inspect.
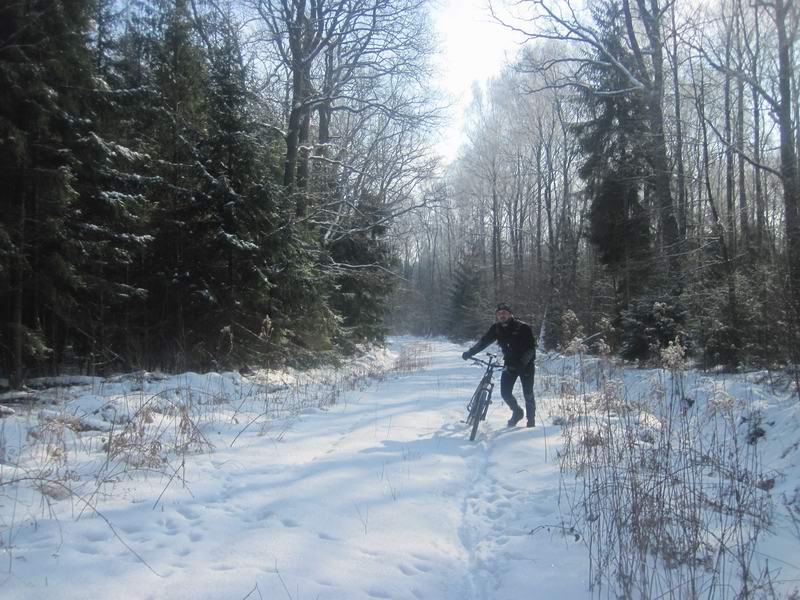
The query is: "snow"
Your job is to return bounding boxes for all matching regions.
[0,338,798,599]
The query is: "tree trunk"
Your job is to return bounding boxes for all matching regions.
[491,169,502,298]
[698,69,740,367]
[543,140,556,293]
[626,0,681,273]
[11,169,26,389]
[750,10,766,254]
[534,140,543,271]
[737,71,750,254]
[775,0,800,309]
[670,3,688,238]
[284,75,304,189]
[645,61,681,274]
[724,28,736,256]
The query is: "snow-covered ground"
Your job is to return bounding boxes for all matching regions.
[0,338,798,599]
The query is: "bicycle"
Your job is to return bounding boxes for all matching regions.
[464,354,500,441]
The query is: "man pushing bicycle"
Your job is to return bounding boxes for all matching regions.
[461,303,536,428]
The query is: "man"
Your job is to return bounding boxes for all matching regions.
[462,303,536,427]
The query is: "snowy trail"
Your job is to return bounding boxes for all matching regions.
[2,339,588,600]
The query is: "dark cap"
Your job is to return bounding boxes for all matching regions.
[496,302,513,313]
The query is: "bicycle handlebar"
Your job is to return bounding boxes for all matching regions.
[468,354,499,369]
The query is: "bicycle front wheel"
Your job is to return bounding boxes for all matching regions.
[469,388,489,441]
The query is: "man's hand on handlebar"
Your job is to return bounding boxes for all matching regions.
[464,353,497,368]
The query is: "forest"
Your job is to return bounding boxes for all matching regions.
[392,0,800,376]
[1,0,799,387]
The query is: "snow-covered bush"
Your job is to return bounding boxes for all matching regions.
[619,296,688,362]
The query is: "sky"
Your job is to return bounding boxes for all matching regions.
[1,338,798,599]
[431,0,528,164]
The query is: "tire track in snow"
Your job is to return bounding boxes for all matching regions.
[457,422,501,600]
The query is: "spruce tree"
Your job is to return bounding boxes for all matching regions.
[445,257,486,342]
[572,0,660,350]
[0,0,103,383]
[113,0,213,369]
[328,193,397,348]
[187,5,288,366]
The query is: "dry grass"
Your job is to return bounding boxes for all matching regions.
[549,351,778,599]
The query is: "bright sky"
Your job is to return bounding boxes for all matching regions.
[431,0,527,164]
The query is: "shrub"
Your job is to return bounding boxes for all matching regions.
[620,295,688,362]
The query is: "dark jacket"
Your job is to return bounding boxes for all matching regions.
[465,318,536,369]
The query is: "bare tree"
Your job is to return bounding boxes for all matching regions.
[696,0,800,307]
[248,0,436,207]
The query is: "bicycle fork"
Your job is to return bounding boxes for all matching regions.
[481,381,494,419]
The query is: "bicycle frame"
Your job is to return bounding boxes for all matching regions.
[465,354,499,440]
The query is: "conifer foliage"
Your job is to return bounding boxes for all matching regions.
[0,0,433,385]
[0,0,102,385]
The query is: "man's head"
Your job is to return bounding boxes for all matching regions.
[495,302,513,324]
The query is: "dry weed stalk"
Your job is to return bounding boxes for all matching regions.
[552,348,776,599]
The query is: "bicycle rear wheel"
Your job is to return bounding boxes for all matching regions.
[469,388,489,441]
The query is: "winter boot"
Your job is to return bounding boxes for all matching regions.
[525,399,536,428]
[507,406,524,427]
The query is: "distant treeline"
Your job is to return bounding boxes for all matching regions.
[0,0,440,386]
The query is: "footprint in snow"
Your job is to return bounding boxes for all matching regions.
[367,588,391,599]
[409,552,430,561]
[240,508,272,524]
[159,517,180,533]
[176,506,201,520]
[317,532,339,541]
[83,530,111,543]
[398,564,415,576]
[281,518,300,527]
[486,507,505,520]
[119,524,142,535]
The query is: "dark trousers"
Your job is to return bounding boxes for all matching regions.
[500,364,535,419]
